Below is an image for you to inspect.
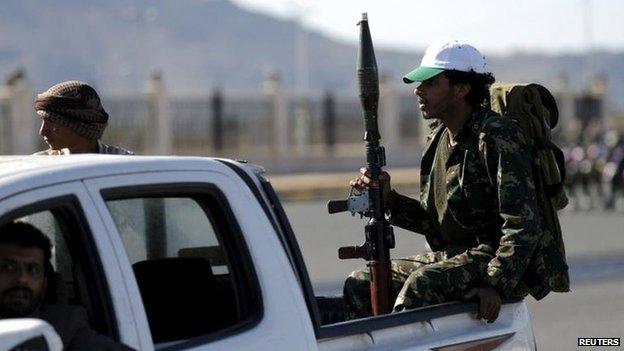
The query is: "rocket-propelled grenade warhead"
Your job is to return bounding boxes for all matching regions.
[357,13,380,142]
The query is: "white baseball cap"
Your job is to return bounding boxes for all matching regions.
[403,40,486,83]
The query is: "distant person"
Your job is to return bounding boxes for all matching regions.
[34,81,133,155]
[604,131,624,209]
[0,221,135,350]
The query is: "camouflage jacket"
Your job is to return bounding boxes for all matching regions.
[388,110,557,299]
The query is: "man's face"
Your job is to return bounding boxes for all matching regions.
[414,73,464,120]
[0,244,46,318]
[39,119,83,151]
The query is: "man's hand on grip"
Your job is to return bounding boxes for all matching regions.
[349,167,391,206]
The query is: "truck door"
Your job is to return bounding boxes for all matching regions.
[0,182,144,350]
[83,169,317,350]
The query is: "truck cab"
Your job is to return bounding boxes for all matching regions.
[0,155,535,350]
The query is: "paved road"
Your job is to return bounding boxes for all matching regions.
[283,201,624,350]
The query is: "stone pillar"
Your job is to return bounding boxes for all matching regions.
[379,74,400,159]
[5,72,37,154]
[263,73,289,159]
[293,97,310,155]
[144,71,173,155]
[0,87,11,153]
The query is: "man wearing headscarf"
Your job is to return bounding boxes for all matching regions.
[34,81,133,155]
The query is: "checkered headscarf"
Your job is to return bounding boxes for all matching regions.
[35,81,109,140]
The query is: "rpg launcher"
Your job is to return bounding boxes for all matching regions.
[327,13,395,316]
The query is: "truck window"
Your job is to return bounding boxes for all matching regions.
[105,193,260,347]
[1,200,120,342]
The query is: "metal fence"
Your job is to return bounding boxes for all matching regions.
[0,76,427,171]
[101,88,425,159]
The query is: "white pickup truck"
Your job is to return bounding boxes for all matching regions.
[0,155,535,351]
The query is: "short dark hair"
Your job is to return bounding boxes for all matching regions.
[0,221,53,276]
[442,69,496,111]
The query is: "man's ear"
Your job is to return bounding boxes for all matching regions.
[455,83,471,99]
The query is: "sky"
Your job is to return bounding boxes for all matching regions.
[230,0,624,55]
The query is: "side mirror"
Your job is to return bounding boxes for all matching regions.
[0,318,63,351]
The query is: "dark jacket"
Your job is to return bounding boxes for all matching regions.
[34,304,136,351]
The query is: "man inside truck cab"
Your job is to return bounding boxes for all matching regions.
[0,221,135,351]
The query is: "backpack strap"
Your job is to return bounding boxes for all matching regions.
[472,112,499,187]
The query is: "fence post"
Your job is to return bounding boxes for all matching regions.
[263,73,289,159]
[5,72,37,154]
[322,91,336,155]
[144,71,173,155]
[211,88,224,153]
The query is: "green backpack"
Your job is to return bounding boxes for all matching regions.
[489,83,570,296]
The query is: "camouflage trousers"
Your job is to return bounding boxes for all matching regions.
[343,244,494,319]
